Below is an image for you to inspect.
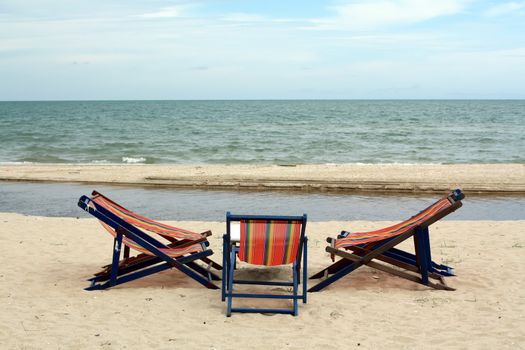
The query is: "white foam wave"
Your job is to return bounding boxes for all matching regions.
[0,161,36,165]
[122,157,146,164]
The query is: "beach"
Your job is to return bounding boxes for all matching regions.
[3,0,525,347]
[1,163,524,194]
[1,162,525,349]
[1,213,524,349]
[1,100,524,349]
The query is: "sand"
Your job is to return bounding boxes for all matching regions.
[1,213,524,349]
[1,163,524,194]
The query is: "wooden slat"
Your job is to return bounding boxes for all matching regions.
[327,247,455,291]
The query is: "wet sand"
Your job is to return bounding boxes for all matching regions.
[1,163,524,194]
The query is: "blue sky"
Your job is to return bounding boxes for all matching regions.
[1,0,524,100]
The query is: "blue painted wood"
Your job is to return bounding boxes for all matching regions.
[78,195,219,290]
[293,262,298,316]
[231,308,294,315]
[302,236,308,303]
[230,293,301,299]
[308,259,360,292]
[415,227,430,284]
[85,250,217,290]
[221,234,228,301]
[79,196,164,248]
[227,213,307,222]
[233,280,294,286]
[226,247,236,317]
[109,230,123,287]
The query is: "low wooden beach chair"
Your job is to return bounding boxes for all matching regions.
[222,213,308,316]
[78,191,221,290]
[309,189,464,292]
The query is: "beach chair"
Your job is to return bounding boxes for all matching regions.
[222,213,308,316]
[77,191,221,290]
[309,189,464,292]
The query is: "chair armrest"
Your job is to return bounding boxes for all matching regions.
[200,230,212,237]
[173,237,208,249]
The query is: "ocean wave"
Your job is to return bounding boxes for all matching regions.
[122,157,146,164]
[0,161,37,165]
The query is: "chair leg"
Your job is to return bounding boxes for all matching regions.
[415,227,429,285]
[292,263,299,316]
[123,245,130,259]
[221,235,227,302]
[109,232,123,287]
[309,258,352,279]
[421,227,434,272]
[226,248,236,317]
[302,237,308,304]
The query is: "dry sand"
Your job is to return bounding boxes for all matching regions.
[1,213,524,349]
[1,163,524,194]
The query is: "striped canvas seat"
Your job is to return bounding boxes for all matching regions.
[97,220,204,257]
[92,194,203,241]
[238,220,303,266]
[90,195,205,257]
[334,196,454,249]
[222,213,308,316]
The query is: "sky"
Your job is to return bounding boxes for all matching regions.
[0,0,524,100]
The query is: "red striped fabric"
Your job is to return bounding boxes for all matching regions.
[238,220,302,266]
[89,196,204,257]
[334,196,453,249]
[92,195,202,241]
[98,221,203,257]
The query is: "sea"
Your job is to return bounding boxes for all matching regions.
[1,100,524,220]
[0,100,524,164]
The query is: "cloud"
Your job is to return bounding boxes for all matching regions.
[138,5,188,19]
[483,1,525,17]
[311,0,469,30]
[220,13,266,22]
[189,65,209,71]
[1,0,524,99]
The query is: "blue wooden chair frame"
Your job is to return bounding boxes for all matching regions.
[78,195,220,290]
[221,213,308,316]
[309,190,464,292]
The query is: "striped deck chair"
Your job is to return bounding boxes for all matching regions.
[78,191,221,290]
[222,213,308,316]
[309,189,464,292]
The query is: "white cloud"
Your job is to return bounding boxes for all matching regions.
[220,13,266,22]
[138,5,188,19]
[484,1,525,17]
[311,0,469,30]
[1,0,524,99]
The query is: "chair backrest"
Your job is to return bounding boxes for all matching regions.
[90,191,202,241]
[227,213,307,266]
[79,194,167,249]
[78,194,205,257]
[334,189,464,248]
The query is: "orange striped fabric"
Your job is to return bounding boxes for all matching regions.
[334,197,453,249]
[238,220,303,266]
[89,196,204,257]
[92,195,202,241]
[98,220,203,257]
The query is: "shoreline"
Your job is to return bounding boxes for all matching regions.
[1,163,524,194]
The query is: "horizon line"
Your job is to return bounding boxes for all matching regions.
[2,98,525,102]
